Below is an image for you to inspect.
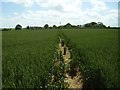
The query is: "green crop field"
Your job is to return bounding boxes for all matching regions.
[60,29,119,88]
[2,29,119,89]
[2,30,58,88]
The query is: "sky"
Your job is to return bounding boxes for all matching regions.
[0,0,119,28]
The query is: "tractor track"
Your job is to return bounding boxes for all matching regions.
[50,37,84,89]
[59,37,83,89]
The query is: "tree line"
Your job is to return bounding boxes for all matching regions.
[2,22,119,31]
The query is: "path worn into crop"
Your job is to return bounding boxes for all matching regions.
[59,38,83,89]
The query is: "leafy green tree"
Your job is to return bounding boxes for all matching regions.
[53,25,57,29]
[90,22,97,26]
[97,22,106,28]
[26,26,30,29]
[108,26,110,28]
[44,24,49,29]
[84,23,90,27]
[84,22,106,28]
[15,24,22,30]
[65,23,72,28]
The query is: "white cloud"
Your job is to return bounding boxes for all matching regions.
[1,0,118,28]
[90,0,107,12]
[2,8,117,28]
[38,0,83,13]
[101,9,118,27]
[13,12,19,15]
[1,0,48,7]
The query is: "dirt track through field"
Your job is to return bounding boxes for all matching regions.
[59,37,83,89]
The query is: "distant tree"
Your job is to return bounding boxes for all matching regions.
[2,28,11,31]
[77,25,79,27]
[58,26,62,29]
[97,22,106,28]
[44,24,49,29]
[26,26,30,29]
[49,27,52,29]
[15,24,22,30]
[84,23,90,27]
[108,26,110,28]
[53,25,57,29]
[77,25,82,28]
[84,22,106,28]
[65,23,72,28]
[90,22,97,26]
[97,22,103,25]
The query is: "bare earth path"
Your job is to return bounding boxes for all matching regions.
[59,38,83,89]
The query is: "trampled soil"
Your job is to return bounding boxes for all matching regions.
[59,38,83,89]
